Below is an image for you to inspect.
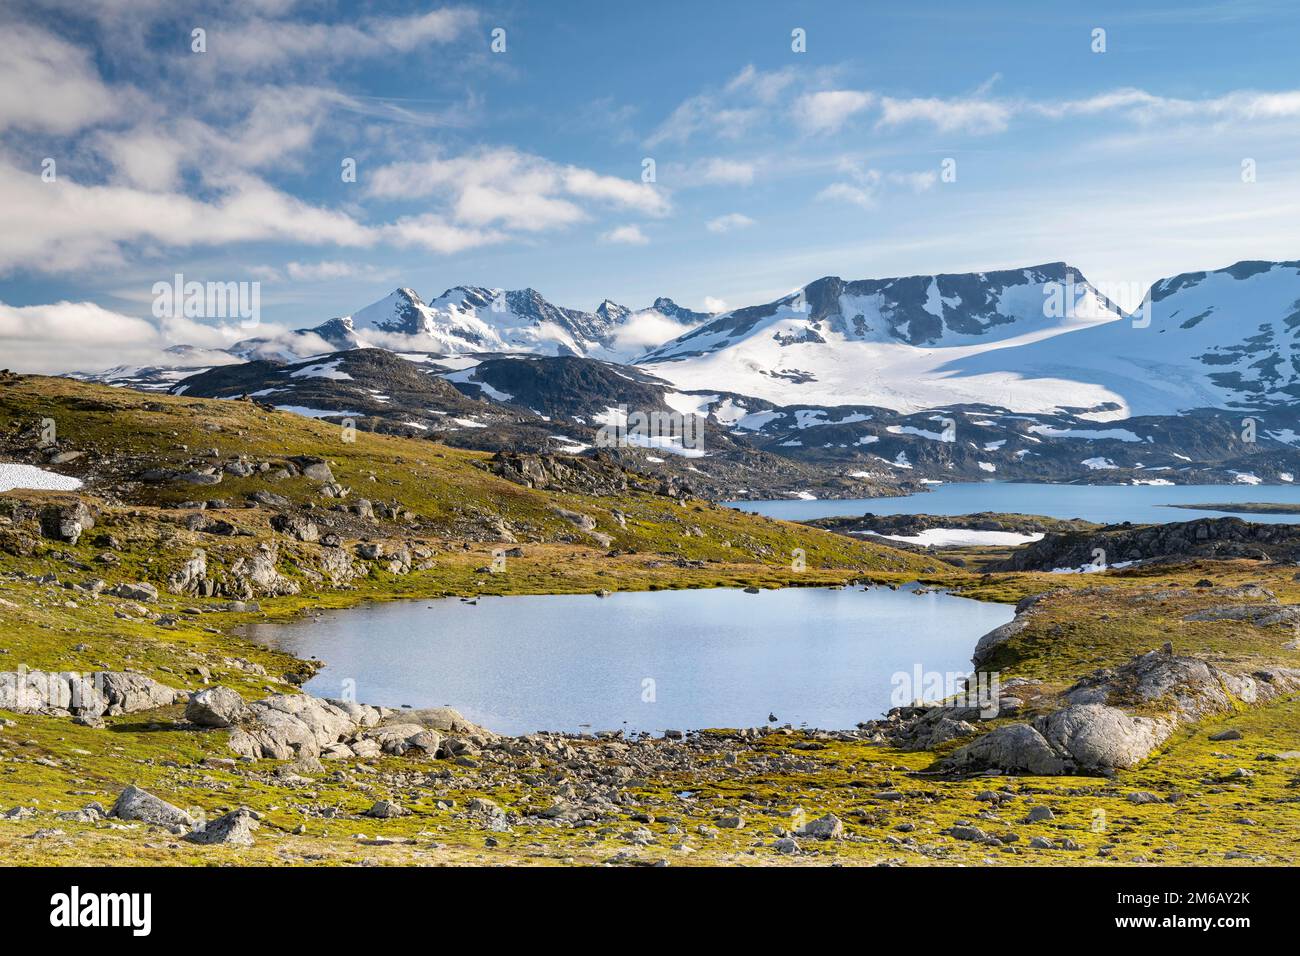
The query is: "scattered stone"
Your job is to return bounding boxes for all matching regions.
[110,785,194,830]
[184,809,258,846]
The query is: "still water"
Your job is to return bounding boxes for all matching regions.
[248,585,1013,736]
[728,482,1300,524]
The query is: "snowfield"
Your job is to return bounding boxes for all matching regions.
[859,529,1046,547]
[0,463,83,493]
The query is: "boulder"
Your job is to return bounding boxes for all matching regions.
[97,671,184,714]
[1036,704,1172,771]
[270,513,319,543]
[360,723,442,756]
[110,785,194,830]
[797,813,844,840]
[166,552,208,596]
[230,545,300,597]
[227,694,355,760]
[184,808,258,846]
[551,507,597,532]
[943,723,1067,776]
[39,501,94,545]
[108,581,159,602]
[186,686,247,728]
[365,800,408,819]
[972,617,1029,670]
[0,669,178,718]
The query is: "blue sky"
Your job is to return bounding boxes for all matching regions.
[4,0,1300,369]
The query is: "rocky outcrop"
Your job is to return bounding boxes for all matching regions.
[488,452,636,496]
[972,591,1060,670]
[219,692,491,762]
[108,581,159,602]
[993,517,1300,571]
[270,513,319,542]
[229,544,300,597]
[942,650,1300,776]
[0,669,183,718]
[39,500,95,545]
[167,551,209,596]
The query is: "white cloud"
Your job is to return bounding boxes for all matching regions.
[703,296,729,313]
[283,260,389,281]
[676,157,756,187]
[795,90,875,133]
[817,181,877,211]
[0,162,375,273]
[381,214,506,254]
[816,165,937,211]
[607,310,698,353]
[706,213,755,233]
[368,148,668,239]
[563,167,668,216]
[205,8,480,70]
[600,225,649,245]
[645,65,798,146]
[0,22,120,133]
[0,299,254,374]
[877,95,1014,134]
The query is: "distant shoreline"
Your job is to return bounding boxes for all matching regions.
[1165,501,1300,516]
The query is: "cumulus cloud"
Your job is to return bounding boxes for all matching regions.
[0,299,255,374]
[0,161,376,273]
[606,309,699,354]
[600,224,649,245]
[0,22,120,133]
[795,90,875,133]
[706,213,755,233]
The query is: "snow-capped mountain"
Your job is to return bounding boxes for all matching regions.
[640,263,1127,413]
[940,260,1300,416]
[325,286,712,361]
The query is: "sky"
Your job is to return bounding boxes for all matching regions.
[4,0,1300,371]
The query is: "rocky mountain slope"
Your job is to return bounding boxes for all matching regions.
[68,258,1300,493]
[642,260,1300,418]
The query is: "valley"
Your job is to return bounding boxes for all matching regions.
[0,374,1298,867]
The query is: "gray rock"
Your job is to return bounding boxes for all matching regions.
[1026,805,1055,822]
[944,722,1067,775]
[110,785,194,829]
[1036,704,1171,771]
[972,616,1029,670]
[184,809,258,846]
[39,501,95,545]
[797,813,844,840]
[97,671,183,714]
[1209,728,1243,741]
[365,800,408,819]
[227,694,355,760]
[108,582,159,602]
[186,687,247,728]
